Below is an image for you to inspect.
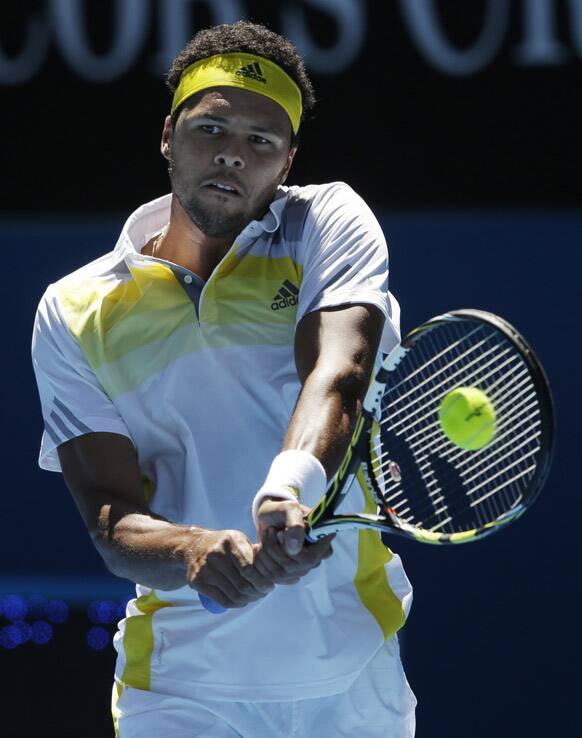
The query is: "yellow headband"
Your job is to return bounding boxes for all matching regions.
[171,53,303,134]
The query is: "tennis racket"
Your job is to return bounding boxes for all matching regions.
[200,309,554,613]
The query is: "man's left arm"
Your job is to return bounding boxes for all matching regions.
[252,303,384,582]
[288,303,384,474]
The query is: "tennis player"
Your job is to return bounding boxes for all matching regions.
[32,21,416,737]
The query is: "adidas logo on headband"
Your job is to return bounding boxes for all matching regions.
[236,62,267,84]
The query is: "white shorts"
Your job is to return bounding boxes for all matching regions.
[112,636,416,738]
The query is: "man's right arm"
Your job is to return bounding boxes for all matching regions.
[57,431,275,608]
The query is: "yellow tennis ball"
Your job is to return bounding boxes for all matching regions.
[438,387,496,450]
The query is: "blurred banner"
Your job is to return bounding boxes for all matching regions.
[3,0,581,210]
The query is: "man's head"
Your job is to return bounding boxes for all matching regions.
[167,22,315,146]
[162,22,315,238]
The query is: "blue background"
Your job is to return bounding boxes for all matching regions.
[2,209,579,736]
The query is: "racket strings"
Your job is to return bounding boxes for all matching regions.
[422,324,541,526]
[386,351,524,437]
[383,327,517,432]
[392,425,537,527]
[380,415,541,517]
[395,396,536,524]
[382,324,485,398]
[370,320,543,534]
[378,368,537,467]
[385,334,510,425]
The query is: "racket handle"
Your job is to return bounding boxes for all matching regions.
[199,593,227,614]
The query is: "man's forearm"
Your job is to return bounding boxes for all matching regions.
[288,304,382,479]
[92,501,199,590]
[57,433,263,604]
[283,367,367,478]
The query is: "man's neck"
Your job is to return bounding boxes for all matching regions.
[146,195,238,281]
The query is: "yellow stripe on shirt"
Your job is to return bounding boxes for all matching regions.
[57,252,303,398]
[120,590,172,691]
[353,467,407,640]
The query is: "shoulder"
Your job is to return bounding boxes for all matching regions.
[56,250,123,286]
[38,193,170,315]
[284,182,379,229]
[274,182,373,246]
[281,181,364,212]
[39,250,127,315]
[276,183,385,257]
[33,253,121,357]
[43,192,172,305]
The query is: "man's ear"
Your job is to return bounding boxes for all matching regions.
[279,146,298,184]
[161,115,173,161]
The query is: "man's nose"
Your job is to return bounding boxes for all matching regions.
[214,150,245,169]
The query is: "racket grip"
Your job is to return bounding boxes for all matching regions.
[199,593,227,614]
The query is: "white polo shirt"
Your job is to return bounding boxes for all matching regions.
[32,182,412,702]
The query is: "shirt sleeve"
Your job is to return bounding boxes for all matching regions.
[31,284,133,472]
[296,183,401,354]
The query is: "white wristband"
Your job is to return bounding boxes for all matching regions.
[251,449,327,530]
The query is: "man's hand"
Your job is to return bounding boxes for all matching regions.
[253,499,334,585]
[186,528,275,609]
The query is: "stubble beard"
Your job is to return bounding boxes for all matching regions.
[175,187,247,237]
[168,159,247,238]
[169,159,277,238]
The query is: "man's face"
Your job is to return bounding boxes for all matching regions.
[162,86,297,238]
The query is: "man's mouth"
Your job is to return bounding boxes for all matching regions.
[203,181,241,197]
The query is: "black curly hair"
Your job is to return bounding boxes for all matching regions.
[166,21,316,146]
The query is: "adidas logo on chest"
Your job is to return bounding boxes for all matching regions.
[271,280,299,311]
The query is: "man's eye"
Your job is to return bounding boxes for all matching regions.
[251,135,270,145]
[201,125,221,134]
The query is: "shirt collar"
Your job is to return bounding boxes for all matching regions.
[256,186,288,233]
[117,187,289,256]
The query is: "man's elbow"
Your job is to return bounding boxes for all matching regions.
[89,525,126,578]
[327,361,371,405]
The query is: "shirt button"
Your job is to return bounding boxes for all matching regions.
[184,274,193,284]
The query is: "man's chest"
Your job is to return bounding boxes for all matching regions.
[59,251,304,400]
